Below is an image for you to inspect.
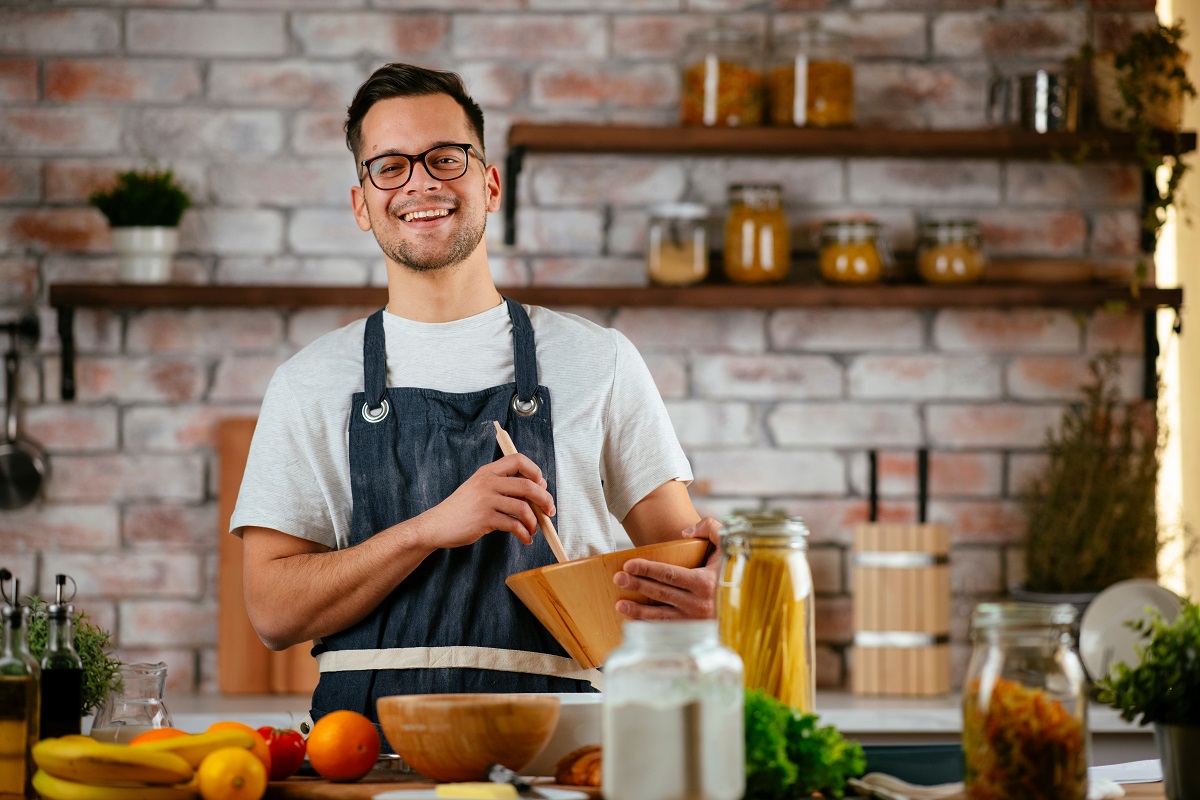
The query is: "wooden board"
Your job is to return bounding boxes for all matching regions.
[267,773,601,799]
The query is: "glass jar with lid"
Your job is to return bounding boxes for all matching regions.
[963,603,1088,800]
[917,219,986,284]
[770,22,854,127]
[717,512,814,711]
[602,620,745,800]
[818,220,890,284]
[647,203,710,286]
[681,26,765,127]
[724,184,790,284]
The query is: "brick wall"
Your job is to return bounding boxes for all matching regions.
[0,0,1158,694]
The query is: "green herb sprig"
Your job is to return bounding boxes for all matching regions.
[88,168,192,228]
[1096,599,1200,725]
[26,596,123,717]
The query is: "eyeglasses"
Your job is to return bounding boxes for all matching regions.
[359,143,483,191]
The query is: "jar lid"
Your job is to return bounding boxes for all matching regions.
[649,202,709,220]
[729,184,783,205]
[821,219,881,242]
[919,219,981,241]
[722,511,809,539]
[686,25,759,47]
[773,21,849,49]
[971,602,1077,630]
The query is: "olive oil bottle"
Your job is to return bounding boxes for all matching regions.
[0,572,39,800]
[39,575,82,739]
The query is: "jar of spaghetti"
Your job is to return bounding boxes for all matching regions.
[917,219,986,284]
[647,203,710,286]
[724,184,790,284]
[818,220,888,284]
[769,22,853,127]
[963,603,1088,800]
[717,513,814,712]
[681,26,765,127]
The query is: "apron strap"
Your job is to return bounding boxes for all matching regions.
[362,309,388,409]
[316,645,604,691]
[504,298,538,408]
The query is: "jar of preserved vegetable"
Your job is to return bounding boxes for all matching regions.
[770,22,854,127]
[681,26,765,127]
[818,220,889,284]
[717,513,814,712]
[917,219,986,284]
[724,184,790,284]
[603,620,745,800]
[647,203,710,286]
[963,603,1088,800]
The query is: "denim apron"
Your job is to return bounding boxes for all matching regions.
[307,300,599,743]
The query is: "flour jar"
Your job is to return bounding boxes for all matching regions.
[647,203,710,286]
[963,603,1088,800]
[681,26,765,127]
[717,513,814,712]
[724,184,790,284]
[602,620,745,800]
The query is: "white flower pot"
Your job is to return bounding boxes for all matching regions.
[111,226,179,284]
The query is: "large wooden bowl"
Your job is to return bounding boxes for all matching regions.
[376,694,560,782]
[505,538,711,669]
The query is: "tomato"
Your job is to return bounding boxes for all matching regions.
[256,726,307,781]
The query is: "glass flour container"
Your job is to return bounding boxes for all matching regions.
[647,203,710,286]
[724,184,790,284]
[770,22,854,127]
[681,26,765,127]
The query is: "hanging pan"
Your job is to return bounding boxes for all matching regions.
[0,348,46,510]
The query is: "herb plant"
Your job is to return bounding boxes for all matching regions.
[1096,599,1200,725]
[88,168,192,228]
[25,596,123,716]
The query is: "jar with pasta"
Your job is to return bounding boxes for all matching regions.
[818,220,889,284]
[917,219,986,284]
[647,203,710,286]
[724,184,790,284]
[717,512,814,712]
[681,26,765,127]
[769,22,853,127]
[963,603,1088,800]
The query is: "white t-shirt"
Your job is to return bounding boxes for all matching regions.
[230,301,693,559]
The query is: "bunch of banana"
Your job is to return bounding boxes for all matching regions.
[32,730,256,800]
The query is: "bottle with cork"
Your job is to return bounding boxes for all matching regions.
[39,574,83,739]
[0,569,40,800]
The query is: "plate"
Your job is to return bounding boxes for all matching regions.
[1079,579,1182,680]
[375,790,589,800]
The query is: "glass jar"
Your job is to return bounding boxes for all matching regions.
[917,219,986,284]
[647,203,710,286]
[724,184,790,284]
[770,23,854,127]
[89,662,173,744]
[681,26,765,127]
[963,603,1088,800]
[818,220,889,284]
[717,513,814,711]
[602,620,745,800]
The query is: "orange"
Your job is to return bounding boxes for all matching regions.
[129,727,188,745]
[305,710,380,782]
[207,721,271,776]
[197,746,268,800]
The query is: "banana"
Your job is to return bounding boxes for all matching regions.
[33,770,197,800]
[131,730,256,768]
[33,738,194,786]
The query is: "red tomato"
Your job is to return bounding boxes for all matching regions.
[256,726,307,781]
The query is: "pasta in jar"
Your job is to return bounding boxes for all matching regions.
[681,27,765,127]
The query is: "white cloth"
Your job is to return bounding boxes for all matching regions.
[850,773,1126,800]
[230,301,693,558]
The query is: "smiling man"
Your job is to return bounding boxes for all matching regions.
[230,63,720,740]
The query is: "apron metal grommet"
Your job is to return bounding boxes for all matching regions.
[362,398,390,423]
[511,393,538,417]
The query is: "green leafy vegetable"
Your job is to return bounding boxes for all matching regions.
[744,688,866,799]
[26,596,123,716]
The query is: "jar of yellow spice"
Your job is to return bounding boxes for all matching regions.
[917,219,986,284]
[724,185,790,284]
[769,22,854,127]
[818,220,890,284]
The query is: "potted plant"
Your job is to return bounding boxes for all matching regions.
[89,167,192,284]
[1096,599,1200,800]
[1016,353,1161,607]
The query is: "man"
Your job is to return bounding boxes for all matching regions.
[231,63,719,732]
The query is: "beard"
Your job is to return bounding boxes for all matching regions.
[369,189,488,273]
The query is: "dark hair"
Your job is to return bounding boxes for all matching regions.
[344,63,486,163]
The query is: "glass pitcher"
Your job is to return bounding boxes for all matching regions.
[89,662,173,743]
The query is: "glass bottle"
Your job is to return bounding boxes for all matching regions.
[717,513,814,712]
[724,184,790,284]
[647,203,710,286]
[770,22,854,127]
[39,575,83,739]
[89,662,173,744]
[962,603,1088,800]
[0,580,39,800]
[818,220,890,284]
[603,620,744,800]
[917,219,986,284]
[681,26,765,127]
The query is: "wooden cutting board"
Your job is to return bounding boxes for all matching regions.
[267,773,601,799]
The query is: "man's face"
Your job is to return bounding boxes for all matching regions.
[351,94,500,273]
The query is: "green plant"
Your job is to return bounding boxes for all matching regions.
[88,168,192,228]
[1096,599,1200,725]
[1022,353,1161,594]
[25,596,123,716]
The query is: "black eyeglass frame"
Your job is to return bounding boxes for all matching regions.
[359,143,485,191]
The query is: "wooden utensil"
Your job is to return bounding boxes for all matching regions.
[493,421,568,563]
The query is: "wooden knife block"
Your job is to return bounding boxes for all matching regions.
[218,417,319,695]
[851,522,951,696]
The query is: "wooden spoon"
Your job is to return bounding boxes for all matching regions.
[493,420,568,563]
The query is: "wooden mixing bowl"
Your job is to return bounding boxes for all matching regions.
[505,537,711,669]
[376,693,560,782]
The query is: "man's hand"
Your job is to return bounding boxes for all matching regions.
[612,516,722,620]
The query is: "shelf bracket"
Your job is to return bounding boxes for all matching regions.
[57,306,75,401]
[503,145,525,246]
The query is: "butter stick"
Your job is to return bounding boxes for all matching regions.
[434,783,518,799]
